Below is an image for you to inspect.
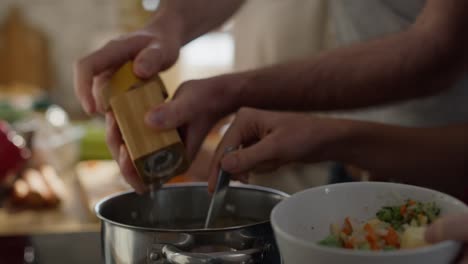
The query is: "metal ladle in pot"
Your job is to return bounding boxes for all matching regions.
[204,147,237,229]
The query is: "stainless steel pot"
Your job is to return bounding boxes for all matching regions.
[95,183,288,264]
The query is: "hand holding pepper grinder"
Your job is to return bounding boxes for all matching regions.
[101,62,189,190]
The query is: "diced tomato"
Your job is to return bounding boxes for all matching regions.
[383,227,400,248]
[344,238,355,249]
[400,205,407,216]
[342,217,353,236]
[364,223,381,250]
[365,234,380,250]
[407,200,416,206]
[364,223,373,234]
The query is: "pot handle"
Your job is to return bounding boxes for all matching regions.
[150,244,264,264]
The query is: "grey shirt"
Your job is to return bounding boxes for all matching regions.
[330,0,468,127]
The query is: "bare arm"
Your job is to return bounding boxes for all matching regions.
[234,0,468,111]
[74,0,245,193]
[154,0,245,45]
[144,0,468,163]
[209,108,468,197]
[335,122,468,197]
[75,0,245,114]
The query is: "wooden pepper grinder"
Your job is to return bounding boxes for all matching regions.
[101,62,189,189]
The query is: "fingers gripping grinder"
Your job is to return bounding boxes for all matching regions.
[101,62,189,189]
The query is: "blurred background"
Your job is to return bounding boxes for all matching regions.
[0,1,331,261]
[0,0,236,222]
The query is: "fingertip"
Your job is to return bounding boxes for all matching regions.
[425,219,443,243]
[134,61,152,79]
[132,174,148,195]
[221,153,238,173]
[105,111,112,121]
[74,63,97,115]
[96,101,105,114]
[425,227,435,243]
[118,144,147,194]
[83,101,95,115]
[239,174,249,184]
[119,145,128,165]
[207,184,214,194]
[144,107,167,128]
[134,46,162,79]
[185,146,197,162]
[105,114,112,135]
[134,185,148,195]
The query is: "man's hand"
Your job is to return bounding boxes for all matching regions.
[73,0,246,193]
[74,0,246,115]
[74,16,184,194]
[145,73,245,160]
[74,17,183,114]
[106,73,244,193]
[207,108,351,192]
[206,107,468,196]
[426,214,468,263]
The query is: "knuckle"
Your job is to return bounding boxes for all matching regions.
[177,80,197,93]
[236,108,251,123]
[238,107,253,116]
[235,151,248,167]
[121,163,132,177]
[173,81,191,99]
[267,139,282,157]
[73,58,85,72]
[105,131,117,148]
[171,106,183,124]
[230,114,243,127]
[105,135,113,148]
[73,58,89,82]
[104,38,121,49]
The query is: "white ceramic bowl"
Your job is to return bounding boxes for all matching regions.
[271,182,468,264]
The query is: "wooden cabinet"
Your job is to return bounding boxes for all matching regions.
[0,6,52,90]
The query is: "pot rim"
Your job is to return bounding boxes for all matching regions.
[95,182,289,232]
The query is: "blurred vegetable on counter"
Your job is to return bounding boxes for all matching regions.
[78,121,112,161]
[10,165,65,210]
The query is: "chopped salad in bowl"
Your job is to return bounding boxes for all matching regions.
[271,182,468,264]
[319,200,441,251]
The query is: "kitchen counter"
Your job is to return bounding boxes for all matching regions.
[0,122,226,236]
[0,231,101,264]
[0,170,100,236]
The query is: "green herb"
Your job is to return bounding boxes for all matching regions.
[376,206,404,230]
[423,202,441,223]
[383,245,397,251]
[376,201,440,230]
[358,243,371,250]
[318,235,343,248]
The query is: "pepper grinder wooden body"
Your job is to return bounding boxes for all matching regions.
[102,63,189,188]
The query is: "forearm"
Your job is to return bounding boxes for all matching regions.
[234,0,468,111]
[334,121,468,197]
[148,0,245,45]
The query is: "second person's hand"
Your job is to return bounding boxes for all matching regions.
[208,108,354,192]
[426,214,468,264]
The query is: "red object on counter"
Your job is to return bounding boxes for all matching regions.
[0,121,28,181]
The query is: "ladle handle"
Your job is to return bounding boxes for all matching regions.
[204,146,238,229]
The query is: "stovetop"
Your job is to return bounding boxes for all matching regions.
[0,232,101,264]
[0,232,284,264]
